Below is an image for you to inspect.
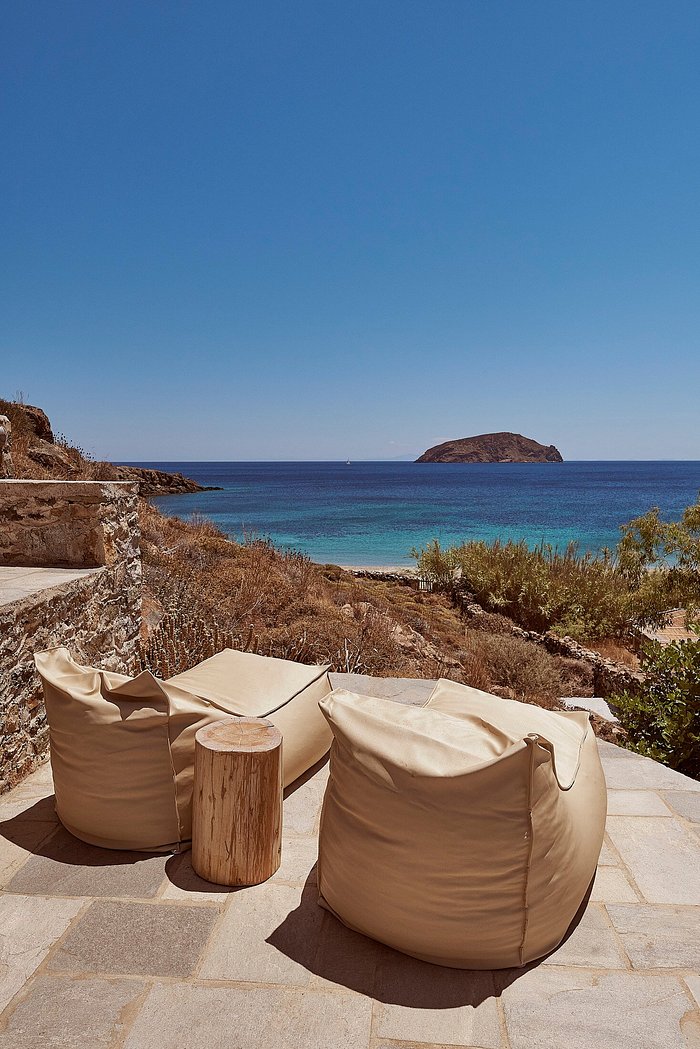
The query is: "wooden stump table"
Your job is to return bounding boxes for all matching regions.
[192,717,283,886]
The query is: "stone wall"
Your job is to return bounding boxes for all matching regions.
[0,479,139,568]
[0,415,12,478]
[350,569,418,585]
[0,481,142,793]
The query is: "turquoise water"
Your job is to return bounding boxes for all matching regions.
[130,461,700,567]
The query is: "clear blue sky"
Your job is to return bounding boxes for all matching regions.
[2,1,699,460]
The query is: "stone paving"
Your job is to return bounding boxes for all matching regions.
[0,566,102,607]
[642,608,700,647]
[1,674,700,1048]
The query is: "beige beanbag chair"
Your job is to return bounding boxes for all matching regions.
[35,647,332,852]
[317,679,606,969]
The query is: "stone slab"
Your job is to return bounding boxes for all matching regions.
[372,949,500,1047]
[499,969,694,1049]
[123,982,372,1049]
[283,781,324,837]
[330,673,436,706]
[589,866,638,903]
[0,894,83,1014]
[0,567,102,606]
[309,911,381,996]
[0,974,145,1048]
[198,881,324,986]
[607,904,700,968]
[541,905,627,968]
[685,974,700,1007]
[606,790,672,816]
[48,900,218,977]
[160,850,232,903]
[597,840,617,865]
[0,821,58,889]
[606,816,700,904]
[0,786,59,822]
[272,837,319,886]
[0,567,46,580]
[561,696,619,722]
[7,826,168,899]
[598,744,700,792]
[662,791,700,824]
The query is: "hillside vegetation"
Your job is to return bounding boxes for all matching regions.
[16,397,700,754]
[139,503,593,712]
[413,509,700,644]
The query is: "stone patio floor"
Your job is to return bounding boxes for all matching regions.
[1,674,700,1048]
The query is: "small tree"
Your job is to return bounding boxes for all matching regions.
[617,495,700,620]
[614,636,700,778]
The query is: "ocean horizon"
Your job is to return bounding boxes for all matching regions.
[129,460,700,568]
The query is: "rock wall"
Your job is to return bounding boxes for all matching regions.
[350,569,418,585]
[0,479,139,568]
[0,481,141,793]
[0,415,12,478]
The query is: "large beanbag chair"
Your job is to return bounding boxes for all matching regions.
[35,647,332,852]
[317,679,606,969]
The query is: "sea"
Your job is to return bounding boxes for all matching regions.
[128,461,700,568]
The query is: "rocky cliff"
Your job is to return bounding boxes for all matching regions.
[0,400,219,495]
[416,432,563,464]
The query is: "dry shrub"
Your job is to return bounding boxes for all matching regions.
[139,504,410,677]
[139,607,237,678]
[460,631,573,709]
[587,640,640,668]
[458,647,492,693]
[556,656,595,696]
[464,610,519,635]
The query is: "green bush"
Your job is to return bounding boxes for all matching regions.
[412,538,634,640]
[613,637,700,778]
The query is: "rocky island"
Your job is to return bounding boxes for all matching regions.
[416,432,563,464]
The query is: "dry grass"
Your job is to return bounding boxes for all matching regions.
[586,639,640,668]
[140,504,412,676]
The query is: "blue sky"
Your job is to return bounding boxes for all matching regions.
[2,1,699,460]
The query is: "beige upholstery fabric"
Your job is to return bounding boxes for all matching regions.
[317,680,606,969]
[35,647,332,851]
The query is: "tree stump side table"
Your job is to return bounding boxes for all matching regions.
[192,717,283,886]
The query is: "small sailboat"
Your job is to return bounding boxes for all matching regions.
[346,458,351,465]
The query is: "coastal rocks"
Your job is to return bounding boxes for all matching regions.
[17,404,54,443]
[101,463,222,496]
[0,415,12,478]
[416,432,563,463]
[0,399,219,495]
[349,569,417,585]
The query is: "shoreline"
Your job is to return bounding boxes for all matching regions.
[335,563,417,575]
